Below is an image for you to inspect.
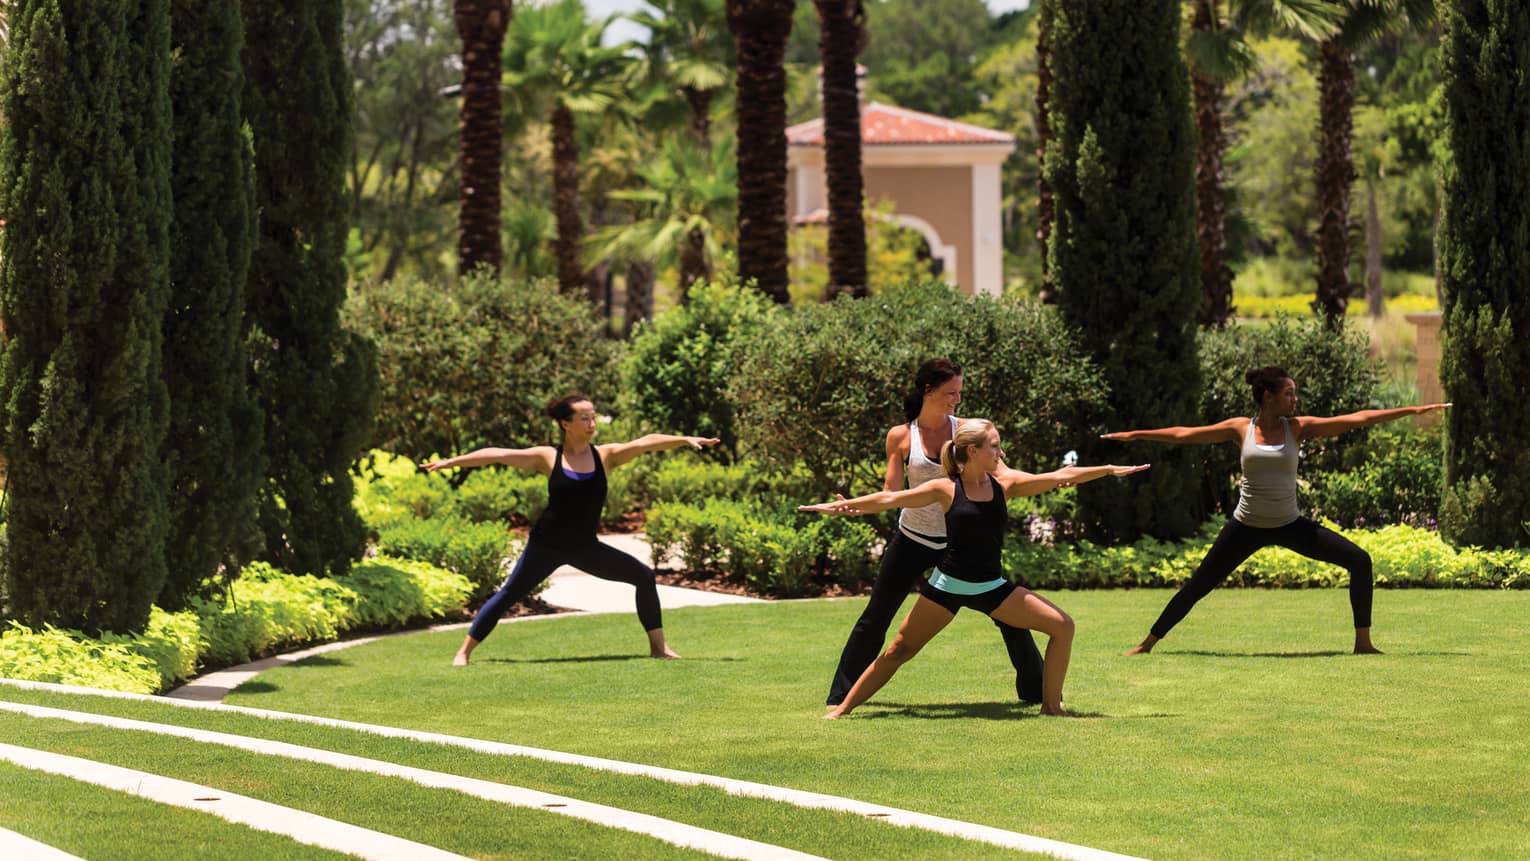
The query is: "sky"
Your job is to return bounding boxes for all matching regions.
[584,0,1031,47]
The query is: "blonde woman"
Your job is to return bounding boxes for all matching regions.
[802,419,1148,718]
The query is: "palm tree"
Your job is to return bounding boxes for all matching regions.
[814,0,868,297]
[1183,0,1338,327]
[504,0,630,296]
[586,135,737,298]
[726,0,795,304]
[631,0,733,145]
[1311,0,1433,329]
[453,0,513,277]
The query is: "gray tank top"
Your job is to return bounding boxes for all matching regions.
[1232,416,1300,528]
[897,416,957,546]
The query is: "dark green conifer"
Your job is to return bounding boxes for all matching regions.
[160,0,262,609]
[1437,0,1530,548]
[1045,0,1202,540]
[0,0,174,633]
[242,0,378,576]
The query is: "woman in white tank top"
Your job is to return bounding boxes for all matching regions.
[1103,366,1449,656]
[822,359,1047,707]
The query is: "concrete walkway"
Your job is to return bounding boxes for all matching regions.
[166,533,756,703]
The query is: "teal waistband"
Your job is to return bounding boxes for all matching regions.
[927,569,1007,595]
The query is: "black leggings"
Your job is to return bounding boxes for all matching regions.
[1150,516,1373,639]
[469,537,662,642]
[826,530,1044,705]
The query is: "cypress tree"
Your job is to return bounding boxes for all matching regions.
[242,0,378,576]
[160,0,262,609]
[1437,0,1530,549]
[1045,0,1202,541]
[0,0,173,633]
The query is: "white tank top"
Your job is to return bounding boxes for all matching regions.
[897,416,957,546]
[1232,416,1301,528]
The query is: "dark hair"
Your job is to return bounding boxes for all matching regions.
[903,358,963,423]
[1245,367,1291,408]
[546,393,592,422]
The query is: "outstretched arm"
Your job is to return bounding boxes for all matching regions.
[1296,403,1450,441]
[799,477,954,516]
[420,446,555,474]
[998,464,1150,499]
[599,434,720,470]
[1101,418,1244,446]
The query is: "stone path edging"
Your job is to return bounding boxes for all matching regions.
[0,826,86,861]
[3,680,1148,861]
[0,741,469,861]
[3,700,825,861]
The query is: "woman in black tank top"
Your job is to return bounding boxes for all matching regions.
[822,358,1046,708]
[802,418,1148,718]
[423,394,719,666]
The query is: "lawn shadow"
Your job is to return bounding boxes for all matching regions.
[1171,649,1349,658]
[230,680,280,695]
[289,655,348,667]
[860,701,1177,721]
[483,654,743,665]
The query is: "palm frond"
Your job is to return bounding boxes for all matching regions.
[1186,28,1259,83]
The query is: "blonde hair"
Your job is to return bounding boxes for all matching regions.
[939,418,995,479]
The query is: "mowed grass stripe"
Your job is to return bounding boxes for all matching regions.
[0,702,825,861]
[0,761,354,861]
[0,824,85,861]
[0,741,469,861]
[0,681,1070,860]
[2,713,719,861]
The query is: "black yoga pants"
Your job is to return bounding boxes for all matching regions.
[1149,516,1373,639]
[469,537,662,642]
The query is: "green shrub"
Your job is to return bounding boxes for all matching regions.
[619,281,775,460]
[1306,423,1443,529]
[339,556,472,628]
[1197,317,1381,515]
[373,516,518,602]
[345,271,622,459]
[645,499,876,596]
[453,467,548,525]
[0,622,165,694]
[101,608,203,691]
[190,562,358,666]
[730,281,1110,499]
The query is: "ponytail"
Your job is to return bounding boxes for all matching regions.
[940,418,994,479]
[903,358,963,423]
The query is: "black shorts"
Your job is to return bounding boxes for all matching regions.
[918,578,1016,616]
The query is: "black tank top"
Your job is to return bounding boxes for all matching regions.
[529,445,607,547]
[937,474,1006,582]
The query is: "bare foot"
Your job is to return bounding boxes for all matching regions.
[650,645,682,659]
[1040,704,1070,717]
[1354,628,1381,654]
[822,707,848,720]
[452,653,470,667]
[1124,644,1153,656]
[1354,644,1383,655]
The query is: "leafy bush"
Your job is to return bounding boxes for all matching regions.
[1305,423,1443,529]
[191,562,359,666]
[1004,519,1529,591]
[345,271,622,459]
[0,621,166,693]
[730,281,1111,499]
[340,556,472,628]
[101,608,203,691]
[645,499,876,596]
[619,281,775,460]
[373,516,518,602]
[1197,317,1381,515]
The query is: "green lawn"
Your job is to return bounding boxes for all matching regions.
[4,590,1528,860]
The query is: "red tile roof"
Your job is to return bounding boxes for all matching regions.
[787,102,1014,147]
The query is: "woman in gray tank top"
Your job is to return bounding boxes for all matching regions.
[822,359,1046,706]
[1103,366,1449,656]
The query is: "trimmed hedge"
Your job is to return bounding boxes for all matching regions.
[0,555,472,695]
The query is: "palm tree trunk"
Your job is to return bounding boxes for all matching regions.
[816,0,867,298]
[453,0,512,277]
[683,86,714,146]
[727,0,794,304]
[1314,38,1356,329]
[550,102,584,294]
[624,258,655,335]
[1191,0,1233,327]
[1365,181,1383,317]
[680,227,710,294]
[1035,0,1055,303]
